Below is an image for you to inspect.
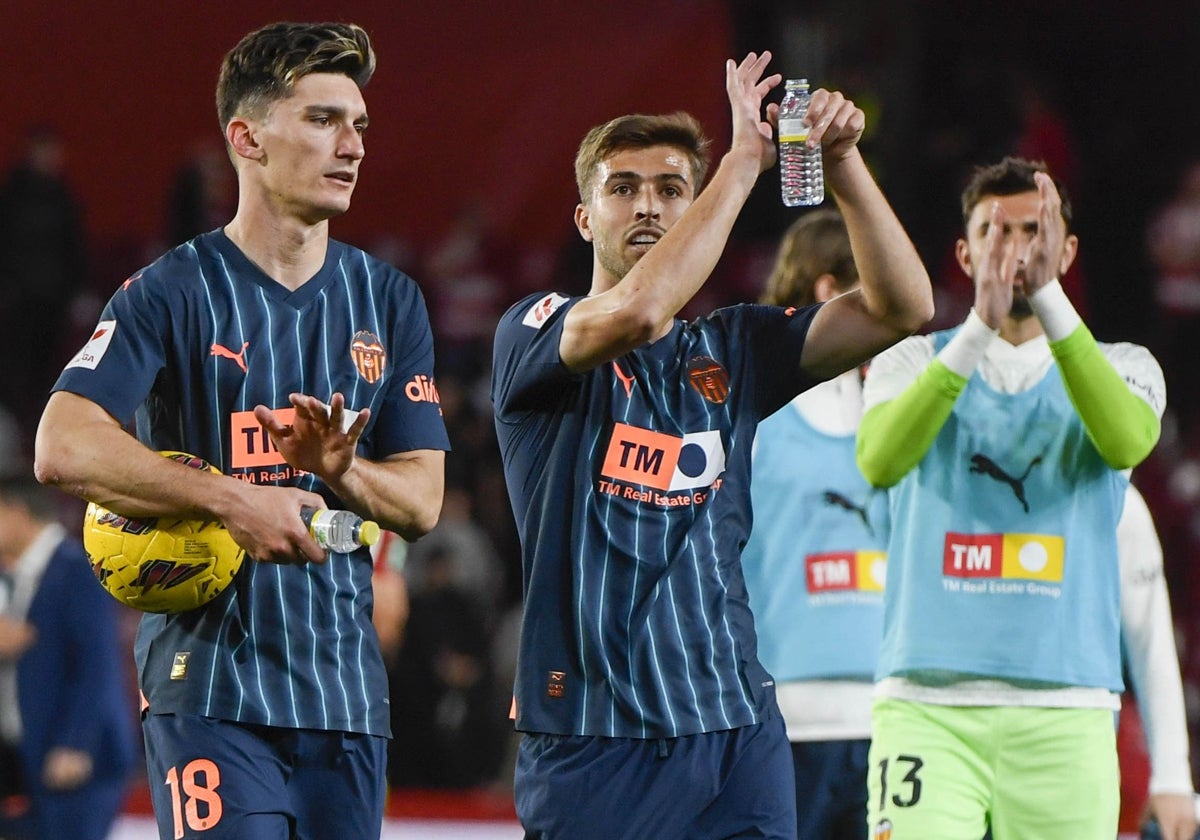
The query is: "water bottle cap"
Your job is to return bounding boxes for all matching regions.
[359,520,381,547]
[785,78,810,89]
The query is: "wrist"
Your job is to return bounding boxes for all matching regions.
[1029,278,1081,341]
[937,308,997,378]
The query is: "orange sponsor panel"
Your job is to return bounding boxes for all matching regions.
[600,422,683,490]
[229,408,293,469]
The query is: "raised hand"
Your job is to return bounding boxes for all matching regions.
[1019,171,1068,298]
[255,392,371,484]
[804,89,866,163]
[725,51,782,174]
[975,201,1018,329]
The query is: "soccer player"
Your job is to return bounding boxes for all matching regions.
[33,22,448,839]
[490,52,933,839]
[856,156,1166,839]
[740,208,887,840]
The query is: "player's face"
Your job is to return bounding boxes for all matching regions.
[961,189,1065,319]
[575,145,695,282]
[255,72,368,223]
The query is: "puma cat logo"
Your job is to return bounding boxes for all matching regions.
[969,453,1043,513]
[823,490,874,536]
[210,341,249,373]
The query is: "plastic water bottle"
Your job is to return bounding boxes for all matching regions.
[778,78,824,207]
[300,506,381,553]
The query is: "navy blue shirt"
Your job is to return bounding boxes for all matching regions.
[492,292,819,738]
[54,229,449,736]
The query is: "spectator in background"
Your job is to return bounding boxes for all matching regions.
[165,140,235,247]
[388,544,508,789]
[0,471,135,840]
[0,125,87,432]
[403,485,505,625]
[1147,159,1200,439]
[424,202,509,381]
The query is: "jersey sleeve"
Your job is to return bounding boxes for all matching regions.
[1050,330,1164,469]
[369,274,450,455]
[1101,341,1167,419]
[52,265,172,425]
[732,302,822,419]
[1118,485,1194,795]
[860,333,936,412]
[491,292,583,418]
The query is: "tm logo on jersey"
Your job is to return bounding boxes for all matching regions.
[598,422,725,505]
[942,532,1065,596]
[226,408,310,485]
[806,551,886,594]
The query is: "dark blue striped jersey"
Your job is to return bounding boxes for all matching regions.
[53,229,450,737]
[491,291,820,738]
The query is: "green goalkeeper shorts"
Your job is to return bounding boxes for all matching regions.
[866,697,1118,840]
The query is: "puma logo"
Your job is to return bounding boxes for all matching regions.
[210,341,249,373]
[613,361,635,398]
[969,453,1043,513]
[823,490,874,536]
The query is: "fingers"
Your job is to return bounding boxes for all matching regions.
[805,89,864,151]
[253,404,289,437]
[1020,171,1065,291]
[973,201,1016,328]
[734,50,772,80]
[983,204,1020,281]
[728,51,780,101]
[1035,171,1061,218]
[982,202,1007,273]
[283,393,364,435]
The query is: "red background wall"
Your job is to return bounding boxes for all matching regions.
[2,2,734,265]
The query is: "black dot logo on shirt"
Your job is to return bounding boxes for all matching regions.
[677,442,708,478]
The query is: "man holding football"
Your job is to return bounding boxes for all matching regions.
[34,21,447,840]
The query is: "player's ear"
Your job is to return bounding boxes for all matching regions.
[575,203,594,243]
[226,118,264,163]
[813,274,840,303]
[954,237,972,279]
[1058,233,1079,278]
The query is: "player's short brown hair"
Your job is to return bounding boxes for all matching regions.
[216,22,375,129]
[960,156,1073,232]
[574,112,712,202]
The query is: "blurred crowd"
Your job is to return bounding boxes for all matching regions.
[2,55,1200,809]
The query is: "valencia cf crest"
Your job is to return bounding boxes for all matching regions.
[351,330,387,384]
[687,355,730,404]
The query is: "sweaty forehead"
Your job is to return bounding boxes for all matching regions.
[597,145,692,182]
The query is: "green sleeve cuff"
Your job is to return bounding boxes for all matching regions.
[856,359,966,487]
[1050,324,1160,469]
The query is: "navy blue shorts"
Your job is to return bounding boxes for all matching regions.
[791,739,870,840]
[142,713,386,840]
[515,717,796,840]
